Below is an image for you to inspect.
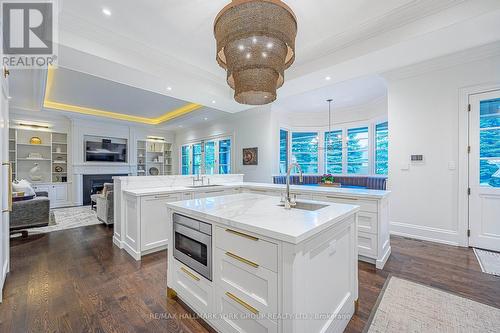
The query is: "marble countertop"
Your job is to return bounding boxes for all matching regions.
[165,193,360,244]
[123,181,390,199]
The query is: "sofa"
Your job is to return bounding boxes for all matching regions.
[272,175,387,190]
[10,191,50,236]
[96,183,114,225]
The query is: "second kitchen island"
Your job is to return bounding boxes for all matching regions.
[166,193,359,333]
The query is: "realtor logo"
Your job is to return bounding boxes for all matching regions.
[2,1,58,68]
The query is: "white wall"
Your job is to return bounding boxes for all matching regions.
[386,55,500,245]
[277,97,387,129]
[175,106,277,183]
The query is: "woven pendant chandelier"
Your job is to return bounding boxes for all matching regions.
[214,0,297,105]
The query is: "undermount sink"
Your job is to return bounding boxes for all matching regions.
[277,201,328,211]
[185,184,223,189]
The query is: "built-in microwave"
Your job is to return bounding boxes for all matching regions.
[173,213,212,281]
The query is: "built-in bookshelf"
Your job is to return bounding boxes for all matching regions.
[136,140,173,176]
[10,129,69,183]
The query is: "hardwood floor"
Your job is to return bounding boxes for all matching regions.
[1,225,499,333]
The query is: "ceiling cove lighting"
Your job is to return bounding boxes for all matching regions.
[43,66,203,125]
[214,0,297,105]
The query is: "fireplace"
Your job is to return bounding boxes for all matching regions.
[82,174,127,205]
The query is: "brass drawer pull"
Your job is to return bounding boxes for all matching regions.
[180,267,200,281]
[250,188,267,192]
[225,292,259,315]
[226,252,259,268]
[225,229,259,241]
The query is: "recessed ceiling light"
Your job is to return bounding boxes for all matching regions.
[204,117,209,121]
[252,37,257,44]
[266,42,273,49]
[212,100,216,104]
[178,125,183,128]
[166,86,172,91]
[325,76,331,81]
[102,8,112,16]
[245,52,251,59]
[238,44,245,51]
[262,52,268,58]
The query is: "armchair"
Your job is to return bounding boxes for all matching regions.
[96,183,114,225]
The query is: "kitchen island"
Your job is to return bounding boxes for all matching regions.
[116,175,390,268]
[165,193,359,333]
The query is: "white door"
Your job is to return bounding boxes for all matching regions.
[469,90,500,251]
[0,68,10,301]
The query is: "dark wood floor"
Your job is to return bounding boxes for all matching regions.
[1,225,499,333]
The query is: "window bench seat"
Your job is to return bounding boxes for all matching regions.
[272,175,387,190]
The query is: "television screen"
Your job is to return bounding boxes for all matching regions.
[85,136,127,162]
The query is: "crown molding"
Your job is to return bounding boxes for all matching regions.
[382,41,500,82]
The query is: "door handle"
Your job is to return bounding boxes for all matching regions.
[2,162,12,212]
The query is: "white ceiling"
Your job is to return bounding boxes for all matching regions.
[55,0,500,113]
[273,75,387,113]
[9,0,500,126]
[47,67,190,117]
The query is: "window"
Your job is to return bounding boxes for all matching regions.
[479,98,500,187]
[204,141,215,175]
[279,129,288,174]
[181,138,232,175]
[218,139,231,174]
[324,130,343,174]
[347,127,369,174]
[291,132,318,173]
[375,121,389,175]
[181,145,190,175]
[192,143,202,175]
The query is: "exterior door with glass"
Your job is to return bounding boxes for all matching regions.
[468,91,500,251]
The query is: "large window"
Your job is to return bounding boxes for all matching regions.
[325,130,343,174]
[347,127,369,174]
[219,139,231,174]
[181,137,232,175]
[479,98,500,187]
[375,121,389,175]
[291,132,318,173]
[181,145,190,175]
[280,129,288,174]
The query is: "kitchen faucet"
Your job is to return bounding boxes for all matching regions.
[192,172,204,186]
[283,162,303,209]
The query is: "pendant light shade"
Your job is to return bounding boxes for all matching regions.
[214,0,297,105]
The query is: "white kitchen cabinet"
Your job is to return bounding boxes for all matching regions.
[312,194,391,269]
[140,193,182,253]
[32,183,70,208]
[241,187,281,197]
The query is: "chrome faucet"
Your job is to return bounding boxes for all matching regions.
[283,162,303,209]
[192,172,204,186]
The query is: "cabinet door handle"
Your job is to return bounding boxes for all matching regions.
[226,252,259,268]
[225,229,259,241]
[153,195,171,199]
[205,190,224,194]
[250,188,267,193]
[225,292,259,315]
[180,267,200,281]
[326,195,357,200]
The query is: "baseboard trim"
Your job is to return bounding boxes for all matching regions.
[376,246,391,269]
[390,221,460,246]
[123,242,141,261]
[112,235,123,249]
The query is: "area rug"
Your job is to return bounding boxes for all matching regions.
[365,276,500,333]
[29,206,101,234]
[474,248,500,277]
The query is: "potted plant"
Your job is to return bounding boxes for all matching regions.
[320,174,341,187]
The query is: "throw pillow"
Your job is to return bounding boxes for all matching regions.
[12,179,36,197]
